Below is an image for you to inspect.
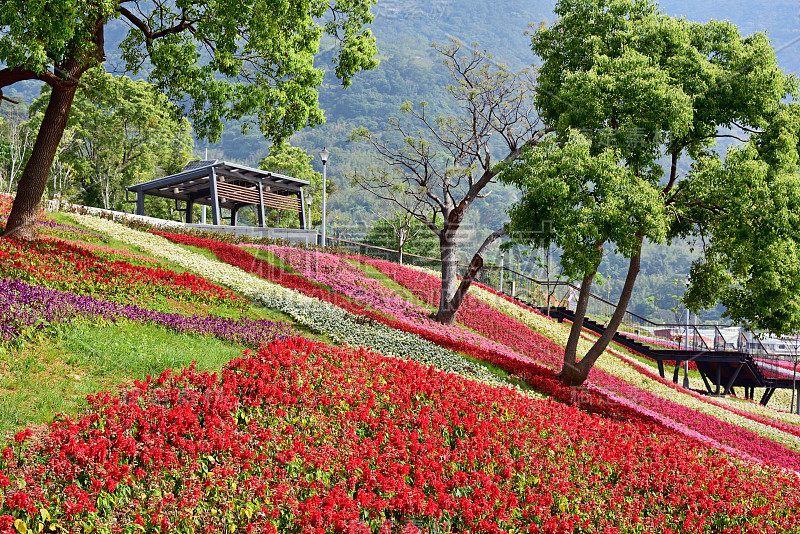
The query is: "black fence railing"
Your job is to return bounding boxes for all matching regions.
[323,234,800,367]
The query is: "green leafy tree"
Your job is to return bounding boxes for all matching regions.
[504,0,796,386]
[0,0,378,238]
[29,68,193,210]
[258,141,326,229]
[683,103,800,336]
[365,210,439,263]
[503,130,668,384]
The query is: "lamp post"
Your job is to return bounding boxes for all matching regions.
[683,278,691,389]
[499,251,505,293]
[306,196,313,231]
[319,147,330,247]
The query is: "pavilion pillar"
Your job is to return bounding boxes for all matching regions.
[185,200,194,224]
[299,189,306,230]
[257,183,266,228]
[209,167,221,225]
[231,206,239,226]
[136,190,144,216]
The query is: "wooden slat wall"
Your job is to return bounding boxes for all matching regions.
[216,181,301,212]
[216,182,260,204]
[263,191,301,212]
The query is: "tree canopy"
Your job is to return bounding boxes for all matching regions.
[29,68,193,210]
[683,103,800,335]
[0,0,378,238]
[364,210,440,263]
[505,0,798,386]
[258,141,327,228]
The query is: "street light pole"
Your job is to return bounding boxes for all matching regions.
[319,147,330,247]
[306,196,313,231]
[499,251,505,293]
[683,309,691,388]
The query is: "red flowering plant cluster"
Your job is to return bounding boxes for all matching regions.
[344,258,800,466]
[40,235,165,265]
[155,232,772,454]
[2,338,800,533]
[0,237,248,315]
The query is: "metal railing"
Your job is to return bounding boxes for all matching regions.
[309,234,800,368]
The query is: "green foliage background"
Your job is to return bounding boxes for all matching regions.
[3,0,799,322]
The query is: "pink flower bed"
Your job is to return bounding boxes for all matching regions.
[350,256,566,368]
[624,331,681,349]
[755,357,800,375]
[351,256,800,469]
[244,245,532,362]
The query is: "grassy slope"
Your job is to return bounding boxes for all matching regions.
[0,322,248,436]
[0,221,330,437]
[4,217,798,449]
[0,224,519,438]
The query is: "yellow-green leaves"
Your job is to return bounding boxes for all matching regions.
[502,130,667,278]
[0,0,377,145]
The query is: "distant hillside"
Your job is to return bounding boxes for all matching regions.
[4,0,796,323]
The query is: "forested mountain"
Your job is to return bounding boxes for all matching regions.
[291,0,797,323]
[4,0,797,322]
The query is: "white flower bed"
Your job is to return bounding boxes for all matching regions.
[69,214,515,390]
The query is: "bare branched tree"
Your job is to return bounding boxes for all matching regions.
[372,199,429,264]
[1,105,32,193]
[351,39,552,324]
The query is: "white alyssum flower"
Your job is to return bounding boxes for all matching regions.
[70,214,522,392]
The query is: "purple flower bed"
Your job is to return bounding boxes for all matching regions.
[0,215,105,241]
[0,279,301,347]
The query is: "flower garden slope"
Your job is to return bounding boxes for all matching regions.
[68,214,507,388]
[0,236,247,316]
[0,279,300,348]
[154,234,800,469]
[70,214,800,468]
[352,256,800,467]
[3,339,800,533]
[109,226,727,441]
[258,247,800,453]
[248,244,526,361]
[469,280,800,428]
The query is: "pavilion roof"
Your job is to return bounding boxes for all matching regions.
[125,160,309,208]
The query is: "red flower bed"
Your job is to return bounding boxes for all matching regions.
[2,339,799,533]
[152,232,659,422]
[0,237,247,312]
[155,232,800,470]
[346,257,800,468]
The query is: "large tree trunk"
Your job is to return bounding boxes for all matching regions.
[437,227,460,323]
[559,269,598,379]
[559,237,644,387]
[435,227,505,325]
[2,85,78,239]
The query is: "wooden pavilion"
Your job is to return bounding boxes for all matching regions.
[126,160,310,228]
